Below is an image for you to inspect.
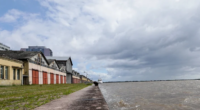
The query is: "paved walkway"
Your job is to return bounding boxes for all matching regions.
[35,85,109,110]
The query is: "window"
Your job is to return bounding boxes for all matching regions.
[5,66,8,79]
[17,69,20,80]
[13,69,16,80]
[0,66,4,79]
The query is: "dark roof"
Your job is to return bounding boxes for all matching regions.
[0,51,49,65]
[0,55,23,63]
[80,75,86,78]
[0,51,39,59]
[68,57,73,66]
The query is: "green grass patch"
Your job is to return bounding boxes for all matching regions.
[0,84,90,110]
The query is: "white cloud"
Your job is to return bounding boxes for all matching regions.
[1,0,200,81]
[0,9,38,23]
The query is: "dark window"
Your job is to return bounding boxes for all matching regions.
[5,66,8,79]
[17,69,20,80]
[13,68,16,80]
[0,66,4,79]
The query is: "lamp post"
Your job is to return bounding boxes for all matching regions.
[87,74,90,83]
[84,71,88,83]
[84,71,88,77]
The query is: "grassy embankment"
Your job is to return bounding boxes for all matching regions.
[0,83,91,110]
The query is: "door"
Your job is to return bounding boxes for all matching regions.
[32,70,39,84]
[56,74,59,84]
[50,73,54,84]
[60,76,63,84]
[23,76,29,85]
[43,72,48,84]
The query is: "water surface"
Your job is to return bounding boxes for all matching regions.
[99,80,200,110]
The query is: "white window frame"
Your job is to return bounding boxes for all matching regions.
[5,66,8,80]
[0,65,4,79]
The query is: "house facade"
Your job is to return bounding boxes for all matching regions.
[0,56,23,86]
[80,75,88,83]
[72,70,80,84]
[0,51,66,85]
[46,56,73,84]
[88,79,92,83]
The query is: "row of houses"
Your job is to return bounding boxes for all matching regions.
[72,70,92,84]
[0,51,92,86]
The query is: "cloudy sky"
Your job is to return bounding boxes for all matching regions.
[1,0,200,81]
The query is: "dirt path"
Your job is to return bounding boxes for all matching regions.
[35,85,109,110]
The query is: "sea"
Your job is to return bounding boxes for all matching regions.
[99,80,200,110]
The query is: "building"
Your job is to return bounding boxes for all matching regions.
[88,79,93,83]
[80,75,92,83]
[46,56,73,84]
[72,70,80,84]
[47,59,66,84]
[0,55,23,86]
[20,46,53,56]
[80,75,88,83]
[0,51,66,85]
[0,42,10,51]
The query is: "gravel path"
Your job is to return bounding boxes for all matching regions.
[35,85,108,110]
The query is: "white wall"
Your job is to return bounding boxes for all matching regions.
[28,62,66,85]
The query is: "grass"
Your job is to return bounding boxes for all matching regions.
[0,83,92,110]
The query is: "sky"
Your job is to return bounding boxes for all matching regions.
[1,0,200,81]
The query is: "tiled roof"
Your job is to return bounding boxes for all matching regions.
[0,51,39,60]
[0,51,49,65]
[0,55,23,63]
[80,75,86,78]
